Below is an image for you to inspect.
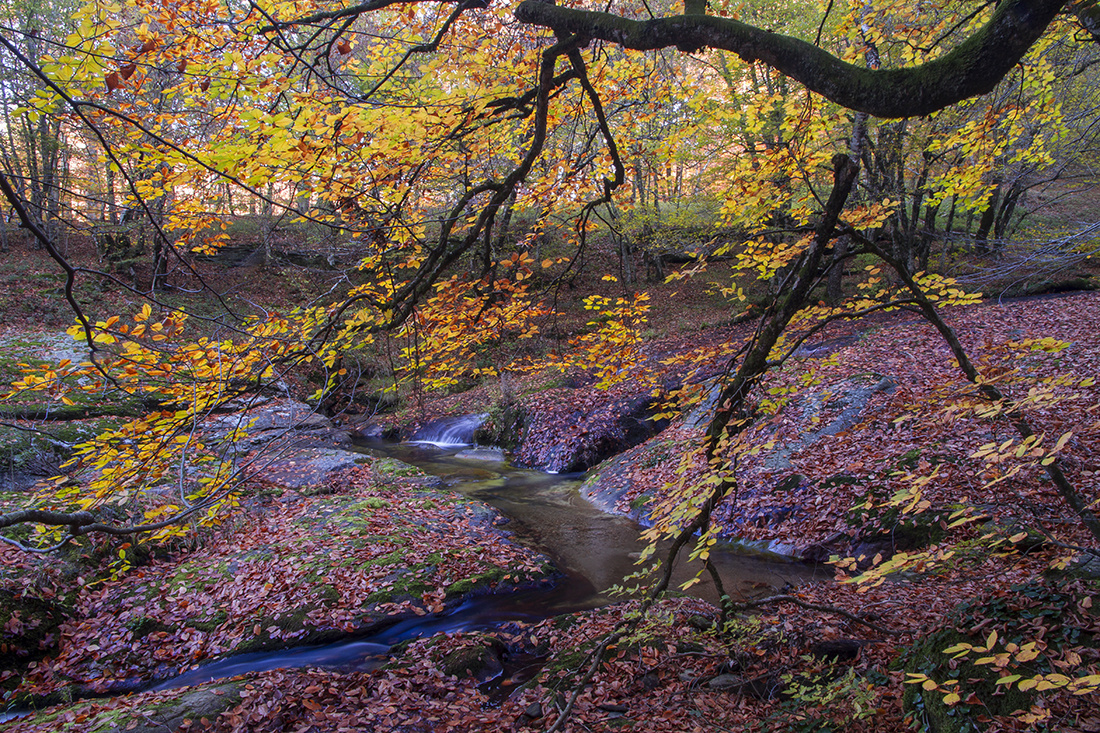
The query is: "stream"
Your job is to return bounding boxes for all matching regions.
[3,429,821,719]
[146,431,817,693]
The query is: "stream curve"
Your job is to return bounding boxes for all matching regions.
[146,434,819,692]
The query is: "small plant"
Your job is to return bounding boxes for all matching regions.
[776,664,880,732]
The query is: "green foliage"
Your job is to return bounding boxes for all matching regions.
[900,579,1100,730]
[776,664,880,732]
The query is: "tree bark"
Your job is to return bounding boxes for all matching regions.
[515,0,1067,118]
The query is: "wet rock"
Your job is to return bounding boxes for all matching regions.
[709,673,780,699]
[597,702,629,714]
[441,640,505,682]
[707,673,741,690]
[523,702,544,719]
[344,417,401,441]
[684,376,723,430]
[687,614,714,631]
[454,447,508,462]
[799,531,849,564]
[848,539,895,568]
[1066,552,1100,579]
[105,682,242,733]
[261,447,368,490]
[750,505,796,528]
[207,398,338,446]
[761,376,896,473]
[810,639,862,662]
[515,390,668,474]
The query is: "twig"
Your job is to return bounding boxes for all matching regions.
[728,594,901,636]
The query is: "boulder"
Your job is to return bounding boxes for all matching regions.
[515,390,667,474]
[206,398,344,450]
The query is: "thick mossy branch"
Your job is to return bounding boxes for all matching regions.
[515,0,1067,118]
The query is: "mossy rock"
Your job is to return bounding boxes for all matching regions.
[228,606,346,655]
[898,579,1099,732]
[0,588,72,670]
[124,615,172,639]
[104,682,243,733]
[183,610,230,633]
[444,567,508,599]
[440,637,505,681]
[371,458,423,480]
[475,400,526,450]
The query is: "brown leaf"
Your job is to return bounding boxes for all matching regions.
[105,71,119,93]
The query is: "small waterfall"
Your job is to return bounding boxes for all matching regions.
[408,414,487,447]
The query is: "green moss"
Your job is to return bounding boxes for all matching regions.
[183,610,229,633]
[372,458,423,479]
[444,567,507,599]
[124,615,172,638]
[352,497,390,509]
[0,699,101,732]
[440,638,504,679]
[229,606,343,655]
[316,585,340,603]
[898,580,1099,732]
[362,579,432,606]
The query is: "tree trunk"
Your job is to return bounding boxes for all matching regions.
[975,183,1001,249]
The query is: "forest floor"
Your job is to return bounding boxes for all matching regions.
[0,231,1098,732]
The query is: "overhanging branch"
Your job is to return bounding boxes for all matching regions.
[515,0,1068,117]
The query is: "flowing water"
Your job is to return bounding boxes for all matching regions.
[144,423,818,692]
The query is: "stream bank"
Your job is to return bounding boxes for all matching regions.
[2,423,816,728]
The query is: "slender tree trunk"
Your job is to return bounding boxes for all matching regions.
[828,114,867,303]
[975,180,1001,248]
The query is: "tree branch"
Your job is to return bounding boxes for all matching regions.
[730,594,901,636]
[515,0,1067,118]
